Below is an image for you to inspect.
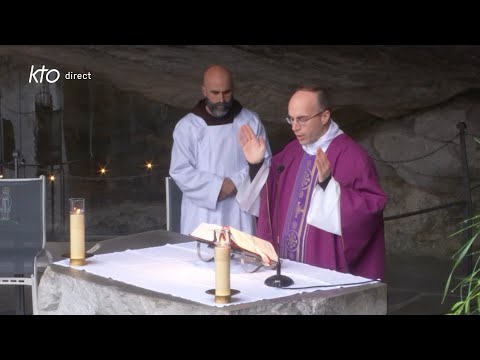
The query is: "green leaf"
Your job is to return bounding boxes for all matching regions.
[444,215,480,314]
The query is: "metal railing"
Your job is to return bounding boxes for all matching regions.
[382,122,476,275]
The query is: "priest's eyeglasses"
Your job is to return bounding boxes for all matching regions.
[286,110,326,126]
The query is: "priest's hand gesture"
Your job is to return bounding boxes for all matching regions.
[315,147,331,182]
[238,124,266,164]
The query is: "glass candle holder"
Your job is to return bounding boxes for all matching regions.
[69,198,85,266]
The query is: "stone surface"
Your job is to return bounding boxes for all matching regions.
[38,265,386,315]
[1,45,480,121]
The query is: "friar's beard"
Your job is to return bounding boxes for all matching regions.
[205,97,233,117]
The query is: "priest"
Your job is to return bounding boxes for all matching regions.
[237,86,388,280]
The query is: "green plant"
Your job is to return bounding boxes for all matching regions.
[443,215,480,314]
[443,137,480,315]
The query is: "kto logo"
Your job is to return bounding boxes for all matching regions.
[29,65,60,84]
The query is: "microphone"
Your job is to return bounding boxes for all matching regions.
[274,164,285,252]
[265,164,294,288]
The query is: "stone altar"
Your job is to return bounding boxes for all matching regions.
[37,230,387,315]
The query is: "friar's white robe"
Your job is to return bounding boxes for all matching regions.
[170,108,271,235]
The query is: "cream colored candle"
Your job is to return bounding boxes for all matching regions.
[69,198,86,265]
[70,209,85,260]
[215,234,231,297]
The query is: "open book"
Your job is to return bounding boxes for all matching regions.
[190,223,278,267]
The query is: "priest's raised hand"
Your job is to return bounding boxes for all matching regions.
[239,124,266,165]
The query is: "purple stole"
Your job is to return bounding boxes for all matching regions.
[280,153,318,262]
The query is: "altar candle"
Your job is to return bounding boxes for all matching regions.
[69,198,85,265]
[215,230,231,298]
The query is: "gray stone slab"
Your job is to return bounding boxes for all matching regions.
[37,230,387,315]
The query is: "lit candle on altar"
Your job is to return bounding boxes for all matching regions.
[69,198,85,266]
[214,229,231,302]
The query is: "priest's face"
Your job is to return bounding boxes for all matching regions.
[288,90,330,145]
[202,66,234,118]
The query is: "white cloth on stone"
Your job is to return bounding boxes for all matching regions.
[54,241,376,307]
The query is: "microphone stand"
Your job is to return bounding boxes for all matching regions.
[265,165,294,288]
[264,257,294,287]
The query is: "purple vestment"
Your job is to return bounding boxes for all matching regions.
[257,134,388,280]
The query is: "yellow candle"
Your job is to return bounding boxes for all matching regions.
[215,242,231,297]
[70,210,85,261]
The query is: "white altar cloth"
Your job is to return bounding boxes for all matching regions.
[54,241,376,307]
